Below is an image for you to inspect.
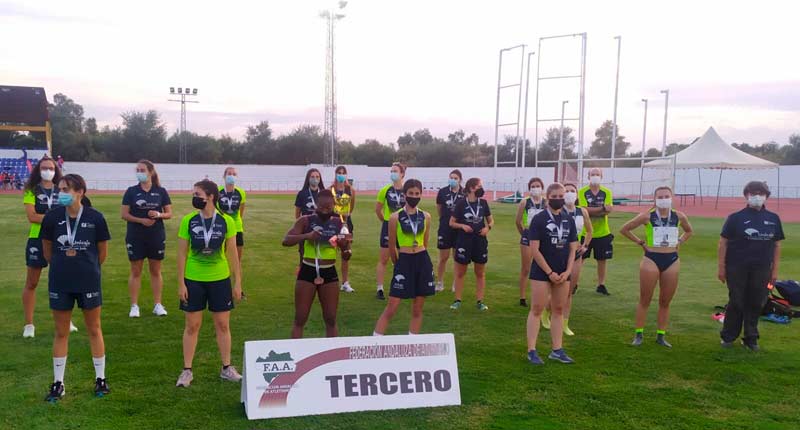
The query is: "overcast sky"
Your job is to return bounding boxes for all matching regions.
[2,0,798,150]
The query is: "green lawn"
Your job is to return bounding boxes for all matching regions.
[1,193,798,430]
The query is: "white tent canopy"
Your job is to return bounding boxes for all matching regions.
[646,126,778,169]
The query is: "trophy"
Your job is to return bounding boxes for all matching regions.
[333,191,353,259]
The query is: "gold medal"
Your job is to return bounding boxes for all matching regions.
[314,277,324,285]
[65,248,77,257]
[201,247,214,255]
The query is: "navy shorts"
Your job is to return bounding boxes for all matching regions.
[49,289,102,310]
[454,233,489,265]
[390,251,435,299]
[297,262,339,285]
[520,230,530,246]
[180,278,234,313]
[437,224,458,250]
[644,251,679,272]
[582,234,613,260]
[529,263,571,282]
[126,228,166,261]
[236,232,244,247]
[26,237,48,268]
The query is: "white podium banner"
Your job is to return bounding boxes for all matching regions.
[241,333,461,420]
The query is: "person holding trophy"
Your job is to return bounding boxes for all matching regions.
[619,186,693,348]
[331,166,356,293]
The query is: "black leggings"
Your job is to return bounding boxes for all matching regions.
[720,263,771,344]
[293,279,340,339]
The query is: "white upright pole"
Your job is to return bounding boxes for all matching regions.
[639,98,648,203]
[521,52,535,175]
[558,100,569,182]
[611,36,621,183]
[660,89,669,156]
[492,49,504,201]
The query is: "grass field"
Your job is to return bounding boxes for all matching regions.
[1,193,799,430]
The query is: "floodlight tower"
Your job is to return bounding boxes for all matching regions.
[320,1,347,166]
[168,87,199,164]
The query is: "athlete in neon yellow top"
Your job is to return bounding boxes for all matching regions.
[577,168,615,296]
[373,179,435,335]
[217,166,247,262]
[374,162,406,300]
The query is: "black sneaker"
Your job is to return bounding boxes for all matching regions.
[376,289,385,300]
[742,340,760,352]
[519,298,527,307]
[596,284,610,296]
[656,334,672,349]
[45,381,65,402]
[94,378,110,396]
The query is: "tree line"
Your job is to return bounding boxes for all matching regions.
[2,93,799,166]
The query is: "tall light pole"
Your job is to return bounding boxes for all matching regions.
[320,1,347,166]
[168,87,199,164]
[639,98,648,202]
[558,100,569,182]
[611,36,621,182]
[520,51,536,176]
[660,89,670,155]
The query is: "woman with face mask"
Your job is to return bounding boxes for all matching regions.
[717,181,784,351]
[21,156,79,338]
[516,177,547,307]
[620,186,693,348]
[449,177,494,311]
[373,179,435,335]
[526,183,579,365]
[282,190,351,338]
[331,165,356,293]
[121,160,173,319]
[40,174,111,400]
[176,180,243,387]
[375,162,406,300]
[435,169,464,293]
[218,167,246,262]
[561,183,593,336]
[294,169,325,266]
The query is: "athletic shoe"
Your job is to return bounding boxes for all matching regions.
[720,340,734,349]
[519,299,527,307]
[631,332,644,346]
[153,303,168,317]
[712,312,725,323]
[656,334,672,349]
[477,302,489,311]
[451,282,456,293]
[176,369,193,387]
[548,349,575,364]
[376,289,385,300]
[94,378,110,397]
[596,284,610,296]
[449,301,461,310]
[129,305,140,318]
[45,381,65,402]
[23,324,35,338]
[541,309,551,330]
[742,340,760,352]
[435,282,444,292]
[527,350,544,365]
[563,321,575,337]
[220,366,242,382]
[340,282,355,293]
[69,321,78,332]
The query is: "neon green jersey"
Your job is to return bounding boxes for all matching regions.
[217,186,246,233]
[376,184,405,221]
[577,185,613,238]
[23,186,60,239]
[178,211,237,282]
[395,209,427,247]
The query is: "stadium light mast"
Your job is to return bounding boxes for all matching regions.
[320,1,347,166]
[660,89,670,156]
[639,98,648,202]
[611,36,622,182]
[558,100,569,182]
[168,87,199,164]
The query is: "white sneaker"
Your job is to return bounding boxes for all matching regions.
[340,282,355,293]
[23,324,35,338]
[435,282,444,292]
[69,321,78,332]
[153,303,168,316]
[129,305,140,318]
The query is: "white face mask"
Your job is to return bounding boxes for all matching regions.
[530,187,543,197]
[748,195,766,208]
[564,192,577,205]
[655,198,672,209]
[41,169,56,181]
[589,175,602,185]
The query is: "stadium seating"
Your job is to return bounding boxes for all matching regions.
[0,158,31,184]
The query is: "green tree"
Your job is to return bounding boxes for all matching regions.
[536,127,577,162]
[783,134,800,165]
[588,120,630,159]
[241,121,275,164]
[49,93,86,156]
[352,139,396,166]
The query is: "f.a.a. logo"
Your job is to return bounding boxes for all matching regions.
[256,350,296,383]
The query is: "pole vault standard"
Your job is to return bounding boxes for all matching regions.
[492,44,526,201]
[532,33,587,185]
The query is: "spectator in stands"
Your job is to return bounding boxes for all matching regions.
[57,155,64,170]
[2,170,10,191]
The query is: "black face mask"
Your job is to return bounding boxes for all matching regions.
[406,197,421,208]
[548,199,565,210]
[474,188,485,198]
[316,211,332,222]
[192,196,207,210]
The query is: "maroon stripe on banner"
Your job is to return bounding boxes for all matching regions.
[259,347,351,408]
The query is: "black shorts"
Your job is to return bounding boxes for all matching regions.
[49,289,102,310]
[26,237,48,268]
[454,233,489,265]
[644,251,679,272]
[180,278,234,313]
[380,221,390,248]
[520,230,530,246]
[126,228,166,261]
[236,232,244,247]
[437,224,458,250]
[390,251,435,299]
[297,262,339,285]
[529,262,571,282]
[582,234,613,260]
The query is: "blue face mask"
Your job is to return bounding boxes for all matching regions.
[448,178,459,188]
[58,192,74,206]
[390,172,401,182]
[136,172,148,183]
[336,174,347,183]
[225,175,236,185]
